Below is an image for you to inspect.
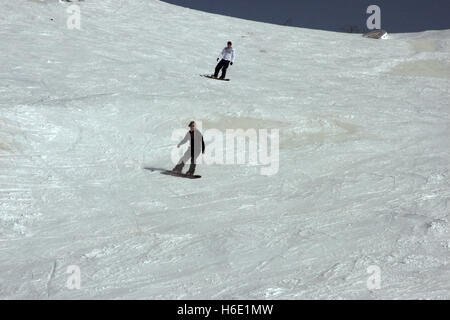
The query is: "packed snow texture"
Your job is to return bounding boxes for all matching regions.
[0,0,449,299]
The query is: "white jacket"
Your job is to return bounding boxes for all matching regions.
[218,47,236,62]
[178,129,205,155]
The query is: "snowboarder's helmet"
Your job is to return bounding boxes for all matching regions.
[227,41,232,46]
[188,121,195,127]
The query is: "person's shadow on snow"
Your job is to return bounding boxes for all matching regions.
[144,167,167,173]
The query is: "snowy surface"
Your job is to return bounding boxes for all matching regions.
[0,0,449,299]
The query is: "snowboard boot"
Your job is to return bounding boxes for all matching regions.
[172,162,184,173]
[186,164,196,176]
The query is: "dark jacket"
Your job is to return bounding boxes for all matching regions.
[178,129,205,154]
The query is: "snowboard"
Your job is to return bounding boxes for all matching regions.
[201,74,230,81]
[161,170,201,179]
[144,167,201,179]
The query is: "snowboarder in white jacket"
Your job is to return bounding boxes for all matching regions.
[213,41,235,79]
[172,121,205,175]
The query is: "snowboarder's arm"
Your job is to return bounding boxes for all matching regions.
[202,137,205,154]
[218,48,225,60]
[231,49,235,63]
[177,132,189,147]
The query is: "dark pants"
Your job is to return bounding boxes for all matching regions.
[173,148,201,174]
[214,59,230,79]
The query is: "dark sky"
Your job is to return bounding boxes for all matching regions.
[162,0,450,33]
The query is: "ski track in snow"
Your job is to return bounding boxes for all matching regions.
[0,0,449,299]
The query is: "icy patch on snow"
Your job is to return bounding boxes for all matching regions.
[399,254,446,269]
[83,245,121,259]
[281,115,359,148]
[389,60,450,79]
[427,218,449,234]
[0,195,41,238]
[409,39,438,53]
[200,116,287,131]
[264,287,285,298]
[0,119,24,154]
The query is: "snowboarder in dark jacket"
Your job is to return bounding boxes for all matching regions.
[172,121,205,175]
[213,41,236,79]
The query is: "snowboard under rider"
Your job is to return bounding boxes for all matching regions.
[172,121,205,175]
[213,41,236,79]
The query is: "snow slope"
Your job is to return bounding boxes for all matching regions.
[0,0,449,299]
